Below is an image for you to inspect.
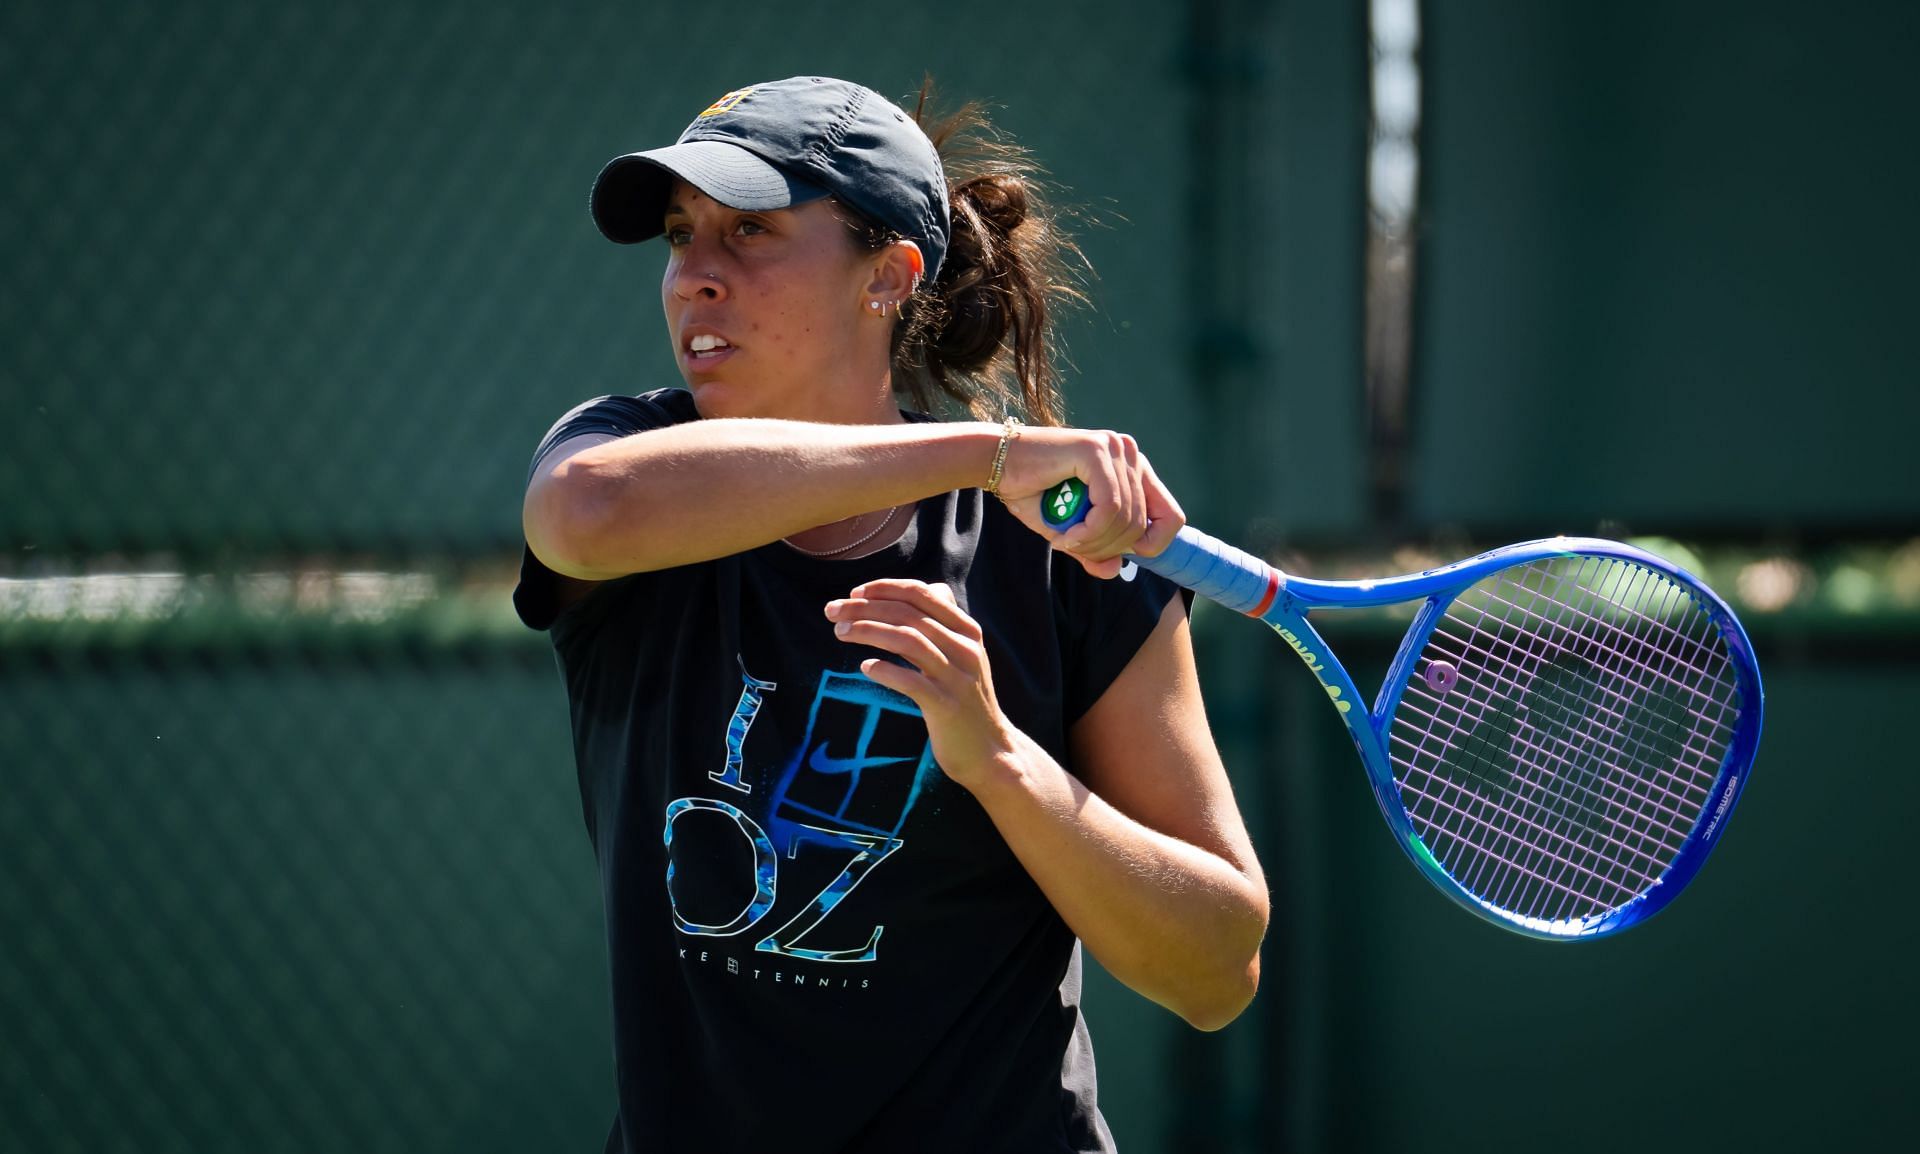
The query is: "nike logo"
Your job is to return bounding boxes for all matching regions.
[1118,560,1139,582]
[807,743,909,777]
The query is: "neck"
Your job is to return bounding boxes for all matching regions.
[782,501,908,558]
[810,374,906,426]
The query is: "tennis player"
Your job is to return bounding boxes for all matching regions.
[515,75,1267,1153]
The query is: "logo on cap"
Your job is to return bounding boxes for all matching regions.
[699,87,754,118]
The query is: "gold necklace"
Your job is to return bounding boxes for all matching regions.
[782,504,903,558]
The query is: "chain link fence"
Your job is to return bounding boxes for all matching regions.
[0,651,608,1152]
[0,0,1204,558]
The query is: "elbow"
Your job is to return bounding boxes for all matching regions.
[1175,884,1269,1032]
[1177,951,1262,1033]
[524,458,637,579]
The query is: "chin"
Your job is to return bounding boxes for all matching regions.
[686,376,804,422]
[683,376,741,416]
[683,378,752,420]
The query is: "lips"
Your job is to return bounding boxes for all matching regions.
[679,326,736,370]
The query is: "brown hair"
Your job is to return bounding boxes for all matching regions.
[832,82,1089,426]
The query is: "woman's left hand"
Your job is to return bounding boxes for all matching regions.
[825,579,1013,790]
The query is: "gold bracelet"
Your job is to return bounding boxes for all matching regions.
[985,415,1021,498]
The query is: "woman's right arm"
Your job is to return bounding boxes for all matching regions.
[522,417,1181,580]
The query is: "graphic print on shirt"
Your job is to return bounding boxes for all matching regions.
[713,658,777,794]
[664,661,937,966]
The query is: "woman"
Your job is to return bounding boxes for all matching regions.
[515,75,1267,1153]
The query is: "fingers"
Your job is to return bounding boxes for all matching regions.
[831,600,967,673]
[1056,431,1144,562]
[1078,479,1180,574]
[1051,432,1182,570]
[853,650,931,702]
[824,581,984,686]
[827,581,1018,788]
[1130,454,1186,559]
[990,425,1183,575]
[836,579,981,643]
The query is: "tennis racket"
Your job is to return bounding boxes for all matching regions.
[1042,479,1763,940]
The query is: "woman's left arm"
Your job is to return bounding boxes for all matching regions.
[828,581,1269,1031]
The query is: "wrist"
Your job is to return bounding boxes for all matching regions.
[950,729,1058,808]
[984,415,1023,498]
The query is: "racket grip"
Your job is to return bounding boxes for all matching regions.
[1136,526,1281,617]
[1039,478,1281,615]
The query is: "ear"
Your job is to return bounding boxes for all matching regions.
[864,240,925,302]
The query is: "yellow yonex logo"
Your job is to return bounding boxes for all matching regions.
[699,88,754,117]
[1275,626,1351,713]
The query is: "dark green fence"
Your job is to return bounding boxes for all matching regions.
[1413,0,1920,532]
[0,651,610,1152]
[0,0,1212,555]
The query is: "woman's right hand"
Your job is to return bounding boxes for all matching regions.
[990,426,1186,579]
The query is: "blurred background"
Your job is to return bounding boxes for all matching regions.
[3,0,1914,1150]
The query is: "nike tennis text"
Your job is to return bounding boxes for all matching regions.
[680,947,871,990]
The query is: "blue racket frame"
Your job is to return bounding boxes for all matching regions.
[1042,481,1764,940]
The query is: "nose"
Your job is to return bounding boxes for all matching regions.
[666,242,727,303]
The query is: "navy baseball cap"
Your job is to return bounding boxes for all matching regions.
[590,76,952,278]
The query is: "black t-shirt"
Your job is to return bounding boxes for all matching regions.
[515,389,1185,1153]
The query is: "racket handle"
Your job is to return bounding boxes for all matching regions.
[1040,479,1282,616]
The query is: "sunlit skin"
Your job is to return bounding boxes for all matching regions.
[661,180,918,426]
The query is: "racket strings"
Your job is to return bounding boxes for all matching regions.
[1393,624,1709,836]
[1493,560,1734,848]
[1388,555,1741,926]
[1446,560,1717,830]
[1460,563,1725,914]
[1432,559,1728,919]
[1398,565,1704,865]
[1450,563,1735,921]
[1387,722,1683,883]
[1404,569,1722,834]
[1477,558,1735,731]
[1384,774,1660,899]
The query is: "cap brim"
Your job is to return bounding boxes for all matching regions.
[590,140,828,244]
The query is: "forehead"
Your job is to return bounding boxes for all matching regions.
[662,176,710,211]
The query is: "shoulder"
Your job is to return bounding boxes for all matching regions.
[540,387,698,441]
[524,388,699,481]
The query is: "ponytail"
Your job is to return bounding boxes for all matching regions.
[834,84,1089,426]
